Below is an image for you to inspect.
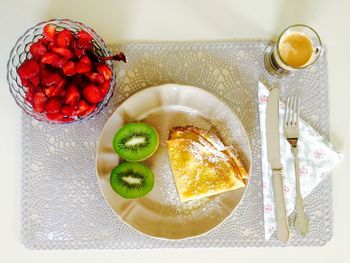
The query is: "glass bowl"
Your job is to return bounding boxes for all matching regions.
[7,19,116,124]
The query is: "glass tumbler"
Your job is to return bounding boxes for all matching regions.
[264,24,322,77]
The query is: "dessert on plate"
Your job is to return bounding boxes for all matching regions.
[166,126,248,203]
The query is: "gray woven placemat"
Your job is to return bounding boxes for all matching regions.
[21,41,331,249]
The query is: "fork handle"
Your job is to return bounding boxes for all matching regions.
[272,168,290,243]
[291,147,303,209]
[291,146,309,234]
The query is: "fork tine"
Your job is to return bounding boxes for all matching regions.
[289,96,293,125]
[296,89,300,125]
[293,94,298,124]
[289,95,295,125]
[284,97,288,126]
[288,95,292,125]
[285,96,290,126]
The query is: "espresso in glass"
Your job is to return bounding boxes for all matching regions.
[264,25,322,77]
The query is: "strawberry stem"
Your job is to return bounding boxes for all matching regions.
[87,51,127,63]
[101,52,127,63]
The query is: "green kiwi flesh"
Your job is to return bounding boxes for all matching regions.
[113,123,159,162]
[110,162,154,199]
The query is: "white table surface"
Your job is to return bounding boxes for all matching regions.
[1,0,349,262]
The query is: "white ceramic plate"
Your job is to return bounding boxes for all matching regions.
[96,83,251,239]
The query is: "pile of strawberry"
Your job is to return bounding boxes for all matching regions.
[17,24,114,122]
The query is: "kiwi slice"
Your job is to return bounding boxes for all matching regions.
[113,123,159,162]
[110,162,154,199]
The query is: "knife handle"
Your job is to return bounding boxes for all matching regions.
[272,168,290,243]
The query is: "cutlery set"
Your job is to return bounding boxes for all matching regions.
[266,85,309,243]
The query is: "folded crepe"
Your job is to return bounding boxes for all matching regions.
[166,126,248,202]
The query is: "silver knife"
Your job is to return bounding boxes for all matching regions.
[266,87,290,243]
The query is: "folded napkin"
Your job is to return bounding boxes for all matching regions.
[258,82,343,240]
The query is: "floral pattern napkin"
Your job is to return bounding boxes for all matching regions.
[258,82,343,240]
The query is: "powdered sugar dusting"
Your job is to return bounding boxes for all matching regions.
[141,107,232,219]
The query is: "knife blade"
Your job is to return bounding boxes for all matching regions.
[266,87,290,243]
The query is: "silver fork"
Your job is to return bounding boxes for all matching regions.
[284,91,309,236]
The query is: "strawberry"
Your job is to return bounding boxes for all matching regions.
[46,112,65,121]
[61,105,77,116]
[47,41,55,50]
[38,37,50,46]
[41,52,66,68]
[86,72,104,84]
[26,92,34,104]
[77,30,93,41]
[76,39,93,50]
[29,42,47,58]
[50,47,73,59]
[29,75,40,86]
[71,39,86,57]
[44,85,58,97]
[83,103,96,116]
[82,84,103,103]
[59,90,66,98]
[62,117,76,122]
[43,79,66,97]
[25,85,39,103]
[17,59,40,80]
[73,47,86,58]
[96,64,112,80]
[53,57,67,68]
[39,64,51,81]
[75,61,91,74]
[43,24,56,42]
[56,78,66,90]
[20,78,32,88]
[41,73,62,86]
[76,100,90,116]
[99,79,110,97]
[62,61,76,76]
[55,29,74,48]
[32,91,48,113]
[80,55,92,66]
[64,85,80,105]
[45,98,62,113]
